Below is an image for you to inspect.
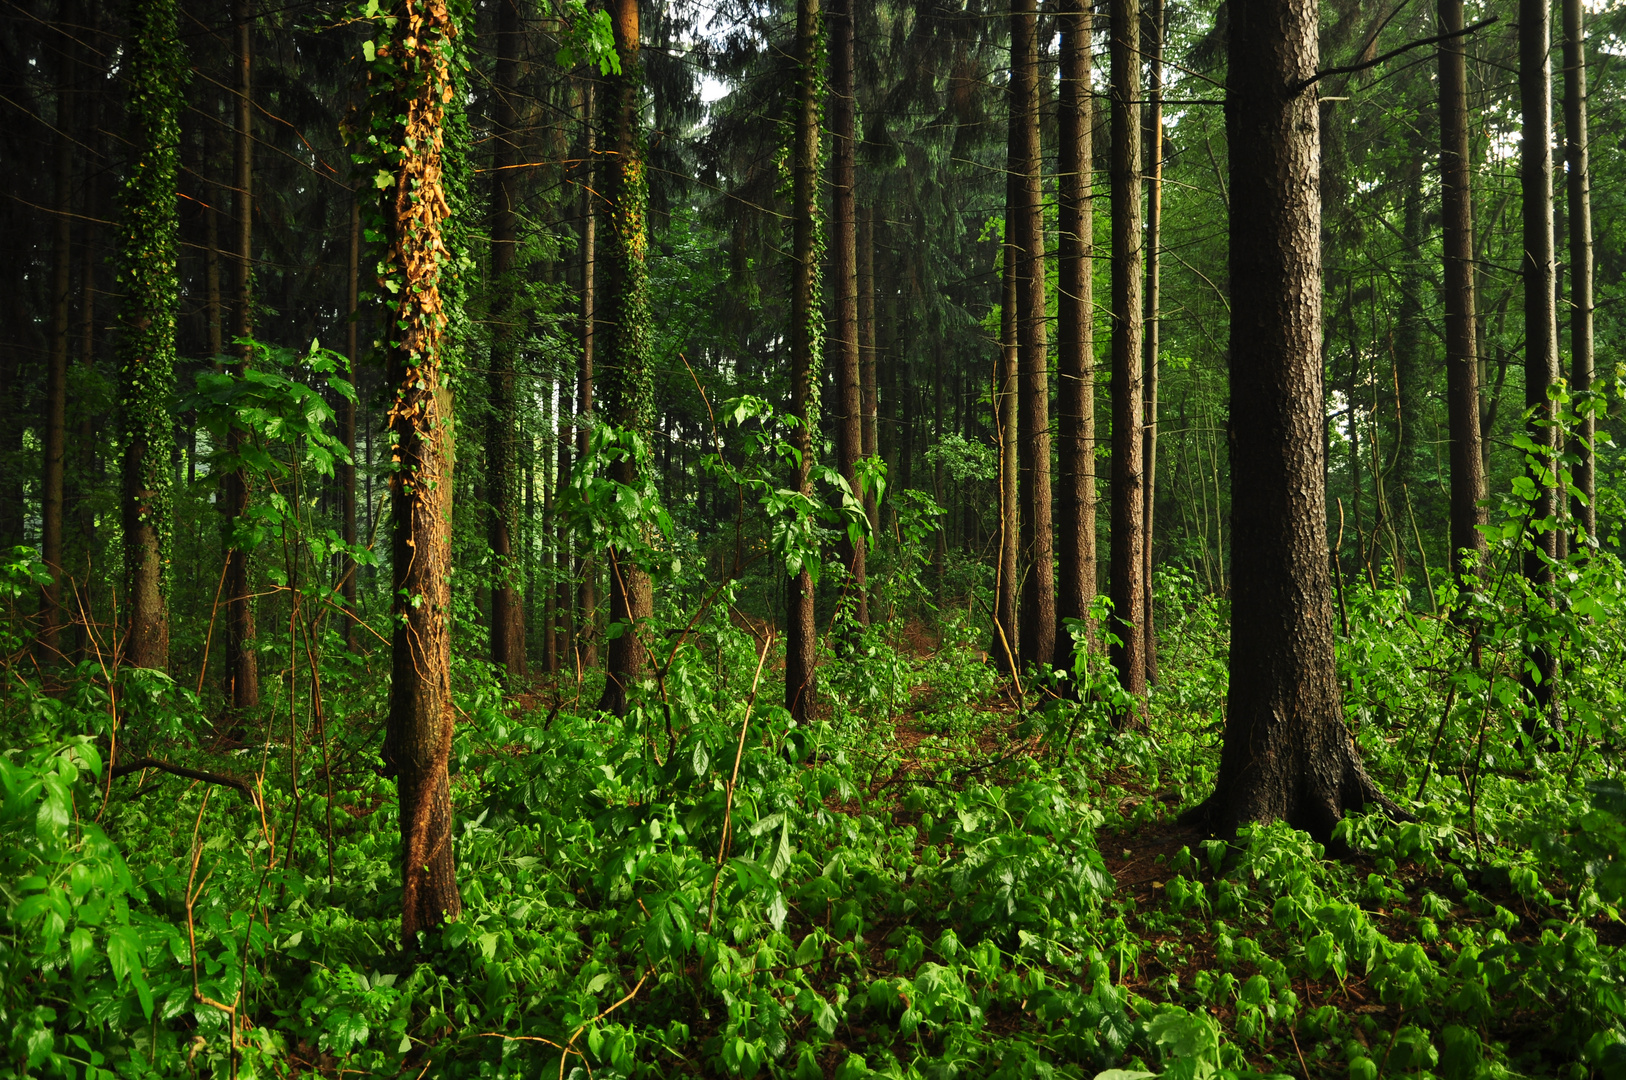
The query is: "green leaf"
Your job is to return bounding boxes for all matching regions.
[108,925,142,987]
[69,927,94,972]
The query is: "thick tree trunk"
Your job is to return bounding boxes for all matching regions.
[225,0,259,711]
[118,0,182,672]
[1190,0,1389,842]
[785,0,822,722]
[577,83,598,673]
[38,3,76,663]
[1142,0,1164,686]
[487,0,526,684]
[379,0,462,939]
[1438,0,1486,588]
[1520,0,1560,724]
[1054,0,1096,673]
[1563,0,1594,548]
[1109,0,1146,705]
[1011,0,1054,670]
[341,196,360,650]
[829,0,866,627]
[859,206,879,535]
[993,165,1019,674]
[597,0,655,716]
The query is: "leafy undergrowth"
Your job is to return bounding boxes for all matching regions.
[7,601,1626,1079]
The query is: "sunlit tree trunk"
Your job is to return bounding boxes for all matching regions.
[992,166,1019,674]
[577,82,599,673]
[225,0,259,711]
[829,0,866,627]
[379,0,463,940]
[1563,0,1594,548]
[785,0,823,721]
[1142,0,1164,686]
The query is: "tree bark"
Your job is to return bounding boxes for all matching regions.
[1054,0,1096,674]
[379,0,463,939]
[829,0,867,627]
[487,0,526,684]
[597,0,655,716]
[1190,0,1390,843]
[1142,0,1164,686]
[577,81,598,673]
[1438,0,1486,587]
[859,205,879,535]
[1520,0,1560,724]
[1011,0,1054,671]
[118,0,183,672]
[1109,0,1146,705]
[1563,0,1594,549]
[993,162,1019,674]
[225,0,259,711]
[340,195,360,651]
[785,0,822,722]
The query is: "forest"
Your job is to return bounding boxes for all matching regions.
[4,0,1626,1074]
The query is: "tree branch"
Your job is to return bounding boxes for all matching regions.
[1293,17,1498,95]
[109,757,260,806]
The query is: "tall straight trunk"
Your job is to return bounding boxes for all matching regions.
[38,1,77,662]
[1142,0,1164,685]
[543,378,559,674]
[340,196,360,650]
[1192,0,1388,842]
[785,0,823,722]
[205,164,223,360]
[119,0,183,672]
[1109,0,1146,704]
[859,205,879,534]
[378,0,462,939]
[1011,0,1054,670]
[993,172,1019,674]
[577,83,598,672]
[487,0,526,683]
[225,0,259,710]
[829,0,866,626]
[1520,0,1560,723]
[555,375,574,674]
[1438,0,1485,587]
[1393,152,1426,497]
[1055,0,1096,672]
[597,0,655,716]
[1563,0,1594,547]
[73,48,101,662]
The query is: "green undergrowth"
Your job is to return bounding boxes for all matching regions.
[7,586,1626,1079]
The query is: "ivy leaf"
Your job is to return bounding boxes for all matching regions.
[375,169,394,190]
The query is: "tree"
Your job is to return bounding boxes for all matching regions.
[1142,0,1164,685]
[1109,0,1146,703]
[488,0,527,683]
[1438,0,1486,586]
[376,0,464,938]
[1191,0,1390,841]
[785,0,822,721]
[1054,0,1096,673]
[118,0,185,672]
[828,0,866,627]
[598,0,656,716]
[340,195,361,651]
[1012,0,1053,671]
[576,80,599,675]
[1563,0,1595,549]
[225,0,259,712]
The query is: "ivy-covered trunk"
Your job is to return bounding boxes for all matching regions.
[597,0,654,717]
[117,0,184,673]
[375,0,463,939]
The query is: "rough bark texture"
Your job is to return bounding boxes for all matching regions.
[487,0,526,684]
[859,207,879,535]
[1142,0,1164,686]
[340,197,360,650]
[1011,0,1054,671]
[380,0,462,939]
[118,0,182,672]
[993,163,1019,675]
[597,0,655,716]
[1563,0,1595,547]
[829,0,867,627]
[1194,0,1388,843]
[577,83,598,673]
[225,0,259,712]
[785,0,822,722]
[1520,0,1560,721]
[1109,0,1146,704]
[1055,0,1096,674]
[1438,0,1486,584]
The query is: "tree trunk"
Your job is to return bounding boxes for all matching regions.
[829,0,866,627]
[1109,0,1146,705]
[118,0,183,673]
[577,82,598,673]
[341,195,360,651]
[488,0,526,684]
[1520,0,1560,724]
[1142,0,1164,686]
[1189,0,1390,843]
[785,0,822,722]
[993,164,1019,674]
[1054,0,1096,673]
[378,0,463,939]
[859,205,879,535]
[597,0,655,716]
[225,0,259,711]
[1563,0,1594,548]
[1438,0,1486,589]
[1011,0,1054,671]
[38,1,76,663]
